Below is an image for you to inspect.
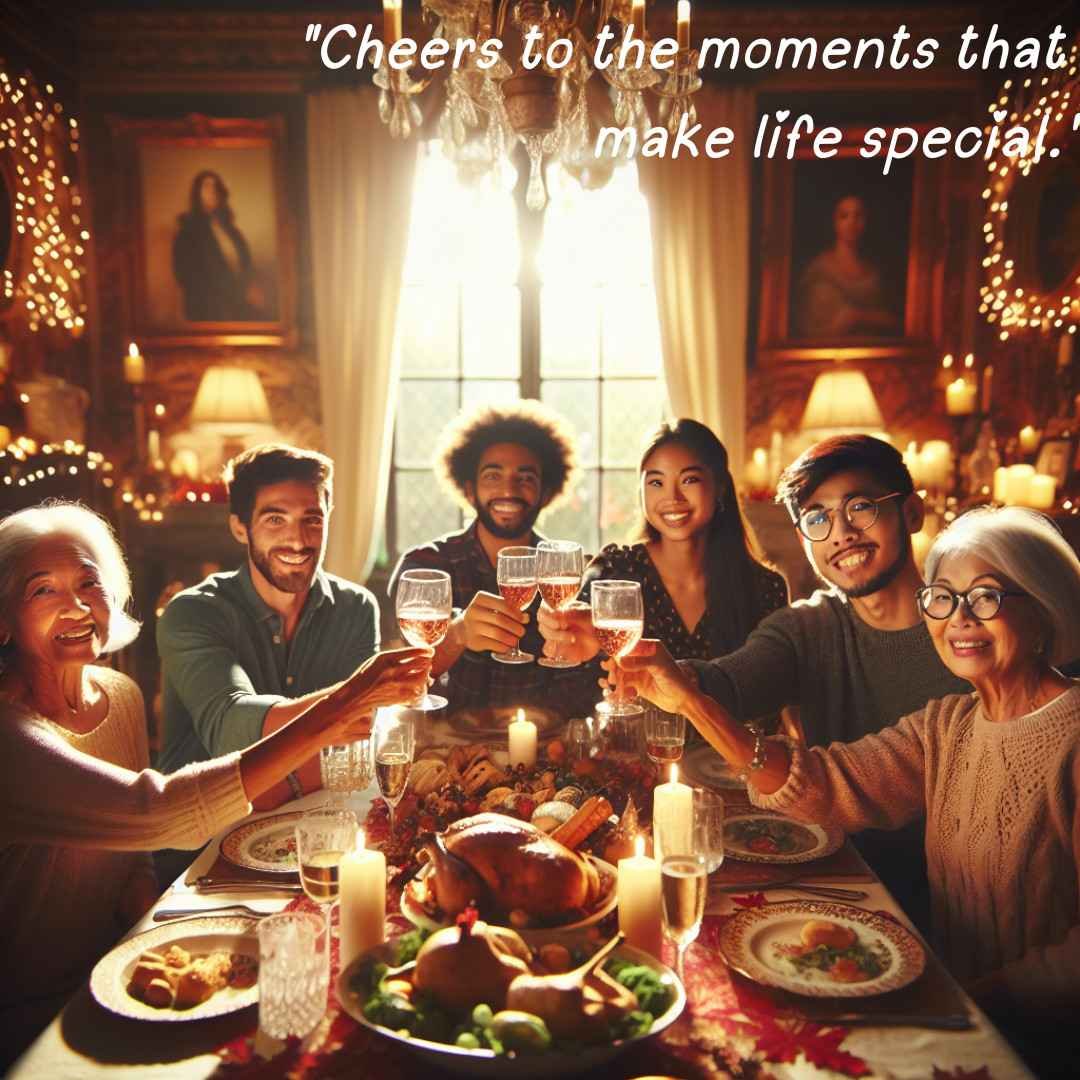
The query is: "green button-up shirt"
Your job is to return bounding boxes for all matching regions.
[156,563,379,773]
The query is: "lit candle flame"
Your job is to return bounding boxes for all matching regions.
[964,352,975,368]
[516,707,524,724]
[635,834,644,858]
[670,763,678,784]
[357,829,366,851]
[128,342,140,357]
[942,353,953,369]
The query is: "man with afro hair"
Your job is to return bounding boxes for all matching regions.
[389,400,596,713]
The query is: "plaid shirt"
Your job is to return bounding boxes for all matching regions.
[389,521,598,716]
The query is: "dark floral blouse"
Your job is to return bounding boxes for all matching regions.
[582,542,788,661]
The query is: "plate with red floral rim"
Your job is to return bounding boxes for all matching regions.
[723,811,844,864]
[718,899,925,997]
[219,811,304,873]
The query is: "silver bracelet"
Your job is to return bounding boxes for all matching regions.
[286,771,304,800]
[745,725,768,772]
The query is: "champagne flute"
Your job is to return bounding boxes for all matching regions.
[493,546,538,665]
[643,704,687,773]
[693,789,725,874]
[373,706,415,837]
[395,568,451,710]
[592,579,645,718]
[295,808,358,923]
[661,853,708,984]
[536,540,584,669]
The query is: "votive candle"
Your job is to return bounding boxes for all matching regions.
[124,342,145,384]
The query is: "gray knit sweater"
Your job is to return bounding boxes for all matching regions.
[685,588,970,746]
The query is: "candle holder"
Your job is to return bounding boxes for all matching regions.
[655,50,702,136]
[374,58,432,140]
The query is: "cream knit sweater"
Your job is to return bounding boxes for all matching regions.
[753,684,1080,1009]
[0,666,251,1022]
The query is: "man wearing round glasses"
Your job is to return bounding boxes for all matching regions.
[614,434,970,928]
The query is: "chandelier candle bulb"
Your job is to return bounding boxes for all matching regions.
[618,835,663,960]
[945,378,977,416]
[383,0,402,44]
[1019,426,1041,455]
[631,0,645,37]
[676,0,691,50]
[339,830,386,971]
[1028,474,1056,511]
[508,709,538,769]
[653,763,693,863]
[123,342,145,384]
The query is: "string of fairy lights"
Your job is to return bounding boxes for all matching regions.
[0,63,89,333]
[979,35,1080,343]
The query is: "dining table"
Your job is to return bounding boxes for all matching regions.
[12,732,1037,1080]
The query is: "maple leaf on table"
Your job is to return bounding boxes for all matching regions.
[733,892,769,908]
[751,1016,872,1077]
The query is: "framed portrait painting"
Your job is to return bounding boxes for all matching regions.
[110,114,296,347]
[757,125,947,364]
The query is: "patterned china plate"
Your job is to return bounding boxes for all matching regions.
[90,916,260,1021]
[219,811,304,873]
[401,854,618,934]
[718,899,926,997]
[678,743,747,790]
[723,811,844,865]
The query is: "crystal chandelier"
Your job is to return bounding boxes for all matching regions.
[375,0,701,209]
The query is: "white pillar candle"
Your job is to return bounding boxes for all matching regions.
[508,708,537,769]
[945,378,977,416]
[1004,464,1035,507]
[920,441,952,490]
[745,447,769,490]
[1028,473,1056,510]
[652,763,693,863]
[993,466,1009,504]
[903,441,922,487]
[618,835,663,960]
[339,830,386,971]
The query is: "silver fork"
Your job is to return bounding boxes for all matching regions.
[153,903,272,922]
[773,884,868,902]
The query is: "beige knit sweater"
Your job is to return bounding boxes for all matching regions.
[0,666,251,1024]
[752,683,1080,1009]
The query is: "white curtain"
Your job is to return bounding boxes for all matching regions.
[640,85,756,475]
[306,87,418,581]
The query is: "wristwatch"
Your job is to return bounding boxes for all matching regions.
[745,723,768,772]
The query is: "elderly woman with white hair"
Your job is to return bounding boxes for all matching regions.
[614,507,1080,1034]
[0,503,431,1063]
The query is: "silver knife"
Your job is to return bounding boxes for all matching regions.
[194,877,301,893]
[802,1012,972,1030]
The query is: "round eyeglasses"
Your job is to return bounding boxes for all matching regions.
[915,584,1026,621]
[795,492,904,542]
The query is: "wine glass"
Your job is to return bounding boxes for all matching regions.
[320,739,373,810]
[536,540,584,669]
[493,546,538,665]
[693,788,725,874]
[643,704,687,774]
[295,807,358,924]
[395,568,451,710]
[592,579,645,718]
[661,853,708,984]
[373,706,416,837]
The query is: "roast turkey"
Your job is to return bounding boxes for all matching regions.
[421,813,602,923]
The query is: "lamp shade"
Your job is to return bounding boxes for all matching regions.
[190,366,271,429]
[800,369,884,431]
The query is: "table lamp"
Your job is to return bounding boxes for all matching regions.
[190,366,273,463]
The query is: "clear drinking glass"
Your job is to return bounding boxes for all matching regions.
[295,808,358,919]
[592,579,645,718]
[373,706,415,836]
[536,540,584,669]
[395,568,452,710]
[494,545,538,665]
[643,704,687,773]
[319,739,373,808]
[257,911,329,1040]
[693,789,725,874]
[661,853,708,984]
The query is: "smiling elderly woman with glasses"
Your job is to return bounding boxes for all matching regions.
[614,506,1080,1056]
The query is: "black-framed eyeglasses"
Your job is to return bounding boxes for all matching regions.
[794,492,904,542]
[915,584,1026,621]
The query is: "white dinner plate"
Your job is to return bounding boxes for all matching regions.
[90,916,259,1021]
[717,899,925,998]
[401,854,618,935]
[723,811,844,864]
[219,810,304,873]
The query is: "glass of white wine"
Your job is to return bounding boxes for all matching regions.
[373,706,416,837]
[395,568,452,710]
[592,579,645,718]
[295,808,358,921]
[661,852,708,984]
